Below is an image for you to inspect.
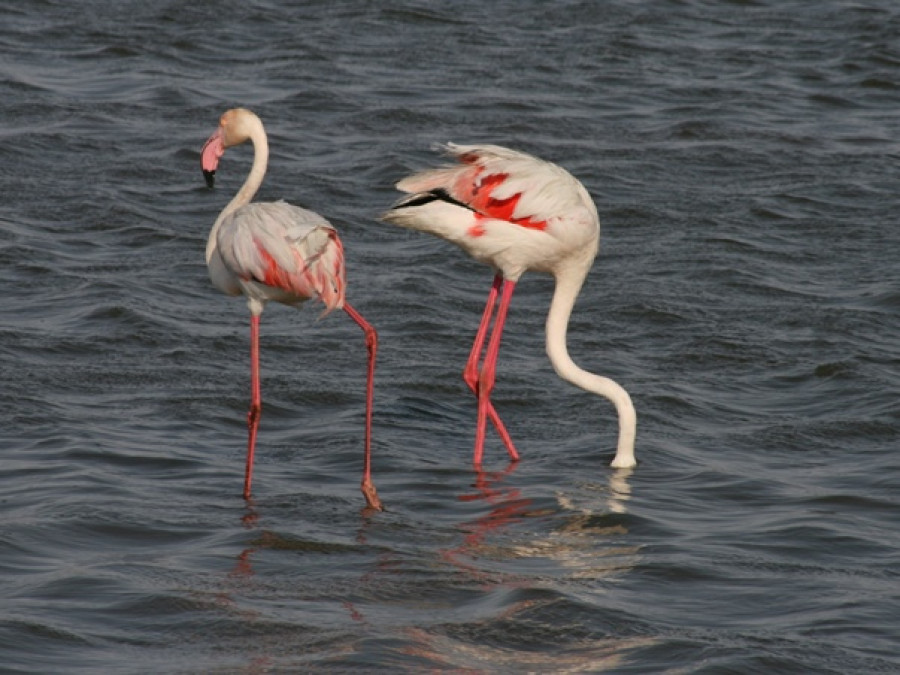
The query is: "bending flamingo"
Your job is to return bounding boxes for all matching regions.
[201,108,383,510]
[380,143,636,469]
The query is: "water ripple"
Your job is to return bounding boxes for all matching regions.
[0,0,898,673]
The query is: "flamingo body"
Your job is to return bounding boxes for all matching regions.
[381,143,636,469]
[201,108,383,510]
[386,144,599,280]
[212,200,346,314]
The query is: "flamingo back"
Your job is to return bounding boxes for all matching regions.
[396,143,598,233]
[216,200,346,314]
[385,143,600,279]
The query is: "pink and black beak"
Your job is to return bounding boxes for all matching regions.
[201,127,226,188]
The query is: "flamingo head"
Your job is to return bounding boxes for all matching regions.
[201,126,224,188]
[200,108,261,188]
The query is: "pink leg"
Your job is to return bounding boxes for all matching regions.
[464,275,519,462]
[463,275,502,389]
[474,279,517,467]
[343,303,384,511]
[244,314,262,500]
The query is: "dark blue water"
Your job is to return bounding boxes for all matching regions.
[1,1,898,672]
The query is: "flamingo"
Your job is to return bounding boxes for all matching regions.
[380,143,636,469]
[201,108,383,510]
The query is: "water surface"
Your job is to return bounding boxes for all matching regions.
[1,1,898,672]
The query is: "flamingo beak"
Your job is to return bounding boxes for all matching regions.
[201,127,226,189]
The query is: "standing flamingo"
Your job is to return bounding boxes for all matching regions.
[201,108,383,510]
[380,143,636,469]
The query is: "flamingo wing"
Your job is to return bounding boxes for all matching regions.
[395,143,597,233]
[217,200,346,312]
[384,144,600,278]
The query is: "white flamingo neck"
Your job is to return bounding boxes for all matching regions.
[545,265,637,468]
[205,120,269,264]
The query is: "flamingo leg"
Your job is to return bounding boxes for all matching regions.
[474,279,517,467]
[343,303,384,511]
[244,313,262,500]
[464,275,519,462]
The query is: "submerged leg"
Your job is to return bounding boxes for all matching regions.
[244,313,262,500]
[463,275,519,463]
[343,303,384,511]
[474,279,517,467]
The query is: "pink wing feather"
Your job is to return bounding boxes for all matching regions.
[395,143,590,231]
[383,143,600,279]
[217,201,346,313]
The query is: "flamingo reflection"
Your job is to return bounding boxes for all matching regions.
[440,462,536,581]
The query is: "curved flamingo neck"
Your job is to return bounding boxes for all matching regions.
[205,119,269,264]
[545,263,637,468]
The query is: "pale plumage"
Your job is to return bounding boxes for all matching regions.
[385,144,599,280]
[213,201,345,313]
[381,143,636,469]
[202,108,383,510]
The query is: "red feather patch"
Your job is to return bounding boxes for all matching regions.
[467,172,547,231]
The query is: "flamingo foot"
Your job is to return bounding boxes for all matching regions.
[361,479,384,512]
